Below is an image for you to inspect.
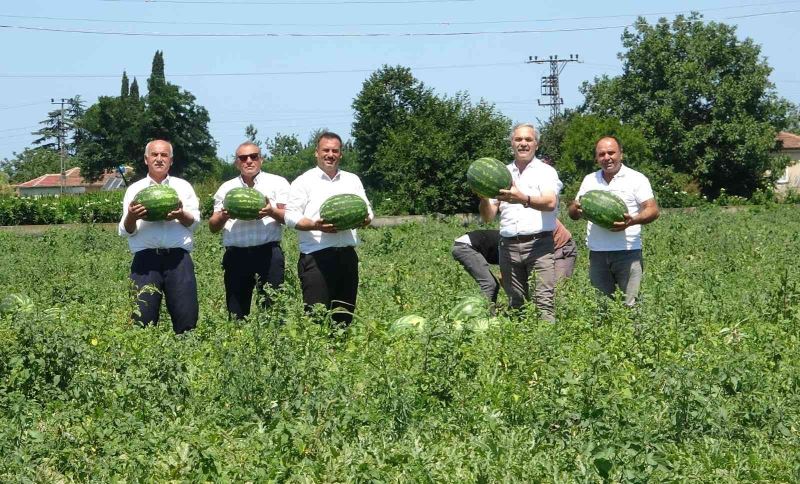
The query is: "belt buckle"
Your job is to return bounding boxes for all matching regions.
[154,248,170,255]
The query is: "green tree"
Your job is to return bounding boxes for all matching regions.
[78,51,216,181]
[581,14,796,198]
[352,65,432,190]
[121,71,130,98]
[130,77,141,100]
[244,124,262,148]
[31,96,86,156]
[372,94,510,214]
[1,147,63,184]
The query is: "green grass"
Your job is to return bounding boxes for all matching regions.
[0,206,799,481]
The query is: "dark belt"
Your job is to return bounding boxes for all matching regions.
[226,241,280,253]
[141,247,186,256]
[502,231,553,243]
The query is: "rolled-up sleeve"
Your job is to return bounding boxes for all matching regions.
[181,184,202,232]
[118,185,139,237]
[284,180,307,229]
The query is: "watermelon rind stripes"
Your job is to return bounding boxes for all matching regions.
[133,185,181,222]
[580,190,627,230]
[224,187,267,220]
[467,157,512,199]
[319,194,368,231]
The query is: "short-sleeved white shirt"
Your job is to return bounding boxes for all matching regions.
[495,158,563,237]
[576,164,655,251]
[284,167,374,254]
[212,172,290,247]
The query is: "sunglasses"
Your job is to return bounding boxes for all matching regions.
[237,152,261,162]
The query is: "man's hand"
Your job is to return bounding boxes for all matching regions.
[257,200,273,220]
[567,200,583,220]
[127,202,148,221]
[361,216,372,228]
[495,182,525,205]
[314,219,337,233]
[610,213,634,232]
[165,201,184,221]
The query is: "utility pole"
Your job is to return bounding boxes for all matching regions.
[50,98,67,194]
[526,54,580,120]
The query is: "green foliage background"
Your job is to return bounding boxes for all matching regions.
[1,207,800,480]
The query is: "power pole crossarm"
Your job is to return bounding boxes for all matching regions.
[526,54,580,120]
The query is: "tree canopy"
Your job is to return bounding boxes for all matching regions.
[580,13,796,198]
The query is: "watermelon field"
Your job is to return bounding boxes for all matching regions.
[1,205,800,481]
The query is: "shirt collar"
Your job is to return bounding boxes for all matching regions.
[238,171,263,187]
[147,175,170,186]
[314,166,340,181]
[509,157,540,175]
[597,163,628,184]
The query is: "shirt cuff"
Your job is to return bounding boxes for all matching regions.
[284,211,301,229]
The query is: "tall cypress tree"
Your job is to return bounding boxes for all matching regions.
[130,77,140,100]
[148,50,165,92]
[120,71,130,98]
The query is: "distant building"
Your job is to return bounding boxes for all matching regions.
[13,167,128,197]
[776,131,800,193]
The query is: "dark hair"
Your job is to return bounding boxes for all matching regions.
[595,135,624,153]
[316,131,342,148]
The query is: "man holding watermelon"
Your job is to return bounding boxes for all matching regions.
[478,123,562,322]
[284,132,373,328]
[567,136,660,305]
[119,139,201,334]
[208,142,291,320]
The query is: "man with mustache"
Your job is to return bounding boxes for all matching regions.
[478,123,562,322]
[209,141,290,320]
[119,139,201,334]
[568,136,660,305]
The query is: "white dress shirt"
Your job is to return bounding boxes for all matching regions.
[285,167,374,254]
[212,172,290,247]
[576,164,655,251]
[118,175,201,253]
[495,158,563,237]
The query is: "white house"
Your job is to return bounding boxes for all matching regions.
[776,131,800,193]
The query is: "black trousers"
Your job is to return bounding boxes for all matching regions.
[130,248,198,334]
[298,246,359,327]
[222,242,285,319]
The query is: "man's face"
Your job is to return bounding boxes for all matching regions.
[235,145,263,178]
[315,137,342,173]
[511,127,537,163]
[145,140,173,178]
[595,137,623,176]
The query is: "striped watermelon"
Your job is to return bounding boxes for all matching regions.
[319,194,368,230]
[134,185,180,222]
[224,187,267,220]
[580,190,627,230]
[390,314,426,333]
[467,157,512,199]
[0,293,34,316]
[448,296,489,329]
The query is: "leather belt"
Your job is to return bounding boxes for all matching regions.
[502,231,553,243]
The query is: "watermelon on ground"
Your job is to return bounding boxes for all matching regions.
[134,185,181,222]
[448,296,490,329]
[0,294,34,316]
[390,314,427,333]
[224,187,267,220]
[319,194,368,230]
[580,190,628,230]
[467,157,512,199]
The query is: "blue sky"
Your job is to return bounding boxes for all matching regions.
[1,0,798,164]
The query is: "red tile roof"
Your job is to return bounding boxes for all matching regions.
[14,167,119,189]
[778,131,800,150]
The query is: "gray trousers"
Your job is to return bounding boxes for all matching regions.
[451,242,500,303]
[589,249,643,306]
[499,234,556,322]
[554,238,578,282]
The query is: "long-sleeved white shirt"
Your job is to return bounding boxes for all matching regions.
[284,167,374,254]
[118,175,201,253]
[212,172,290,247]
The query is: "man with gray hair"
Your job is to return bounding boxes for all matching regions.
[120,139,201,334]
[478,123,562,322]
